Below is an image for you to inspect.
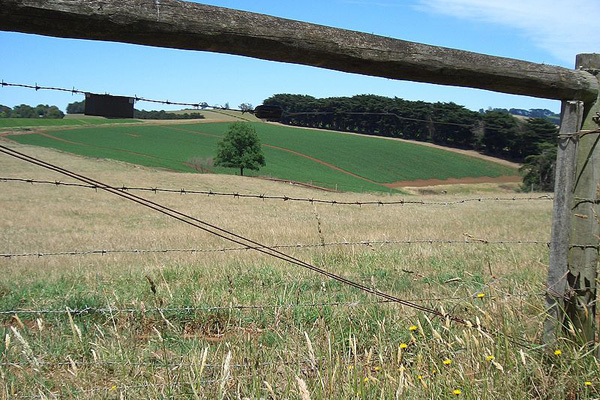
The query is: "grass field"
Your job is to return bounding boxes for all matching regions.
[0,117,142,128]
[6,121,518,193]
[0,142,597,399]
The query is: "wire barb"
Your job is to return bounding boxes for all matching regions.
[0,144,538,349]
[0,177,554,206]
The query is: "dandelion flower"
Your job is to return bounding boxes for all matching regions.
[409,325,418,331]
[477,293,485,298]
[443,359,452,365]
[399,343,408,349]
[348,365,354,370]
[363,377,369,383]
[585,381,592,387]
[453,389,462,395]
[554,350,562,356]
[486,355,495,361]
[417,375,423,380]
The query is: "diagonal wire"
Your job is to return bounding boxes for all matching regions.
[0,144,539,349]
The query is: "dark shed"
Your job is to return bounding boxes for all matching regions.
[84,93,134,118]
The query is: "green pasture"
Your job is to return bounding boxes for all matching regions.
[0,117,141,128]
[7,122,518,192]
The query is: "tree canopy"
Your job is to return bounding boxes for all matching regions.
[66,100,85,114]
[0,104,64,119]
[214,123,266,176]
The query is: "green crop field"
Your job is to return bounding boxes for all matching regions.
[6,121,518,192]
[0,117,142,128]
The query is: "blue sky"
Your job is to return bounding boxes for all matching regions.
[0,0,596,113]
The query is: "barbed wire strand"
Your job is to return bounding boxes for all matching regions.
[0,144,538,350]
[0,291,545,317]
[0,239,551,259]
[0,81,227,111]
[1,80,540,130]
[2,357,314,370]
[0,177,555,206]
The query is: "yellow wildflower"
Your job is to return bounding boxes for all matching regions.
[399,343,408,349]
[453,389,462,395]
[554,350,562,356]
[348,365,354,370]
[476,293,485,298]
[417,375,423,380]
[363,377,369,383]
[486,355,495,361]
[374,366,381,371]
[443,359,452,365]
[109,385,117,392]
[585,381,592,387]
[409,325,418,331]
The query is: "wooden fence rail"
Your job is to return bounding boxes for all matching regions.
[0,0,597,102]
[1,0,599,348]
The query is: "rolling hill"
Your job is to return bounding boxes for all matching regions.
[4,120,518,192]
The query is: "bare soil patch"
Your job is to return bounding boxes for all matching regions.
[384,175,522,188]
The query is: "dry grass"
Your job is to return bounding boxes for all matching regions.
[0,141,597,399]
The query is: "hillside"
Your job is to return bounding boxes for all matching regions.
[4,120,518,193]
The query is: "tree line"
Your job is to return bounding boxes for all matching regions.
[66,100,205,120]
[0,104,65,119]
[263,94,559,190]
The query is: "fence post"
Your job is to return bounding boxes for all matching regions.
[544,100,583,344]
[565,54,600,347]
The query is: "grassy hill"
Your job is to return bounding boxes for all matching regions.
[5,120,518,192]
[0,116,142,128]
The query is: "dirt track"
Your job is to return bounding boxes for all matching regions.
[383,175,522,188]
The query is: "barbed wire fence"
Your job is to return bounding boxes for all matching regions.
[0,144,547,349]
[0,81,583,396]
[0,177,555,206]
[1,80,534,132]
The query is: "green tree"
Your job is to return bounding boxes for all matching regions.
[214,123,266,176]
[0,104,11,118]
[519,142,556,191]
[12,104,36,118]
[66,100,85,114]
[480,111,520,158]
[239,103,253,113]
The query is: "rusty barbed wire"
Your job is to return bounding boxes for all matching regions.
[557,127,600,139]
[0,177,554,206]
[0,81,226,111]
[0,145,542,349]
[1,357,310,370]
[1,80,535,130]
[0,238,552,259]
[0,291,545,317]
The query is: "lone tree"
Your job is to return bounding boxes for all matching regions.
[215,122,266,176]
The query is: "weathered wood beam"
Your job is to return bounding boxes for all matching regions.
[564,54,600,347]
[543,100,583,345]
[0,0,597,102]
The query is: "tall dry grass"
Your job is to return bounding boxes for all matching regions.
[0,141,597,399]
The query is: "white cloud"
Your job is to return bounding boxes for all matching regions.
[416,0,598,64]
